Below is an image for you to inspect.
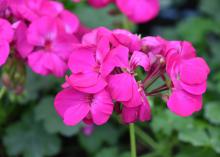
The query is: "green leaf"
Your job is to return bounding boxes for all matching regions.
[150,109,193,136]
[176,146,218,157]
[34,96,82,137]
[177,17,214,45]
[3,112,61,157]
[199,0,220,21]
[178,120,210,146]
[204,102,220,125]
[95,147,118,157]
[74,4,123,29]
[79,124,120,154]
[208,127,220,153]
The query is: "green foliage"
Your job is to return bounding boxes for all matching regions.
[205,102,220,125]
[79,124,121,154]
[3,112,61,157]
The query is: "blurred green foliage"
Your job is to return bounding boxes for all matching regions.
[1,0,220,157]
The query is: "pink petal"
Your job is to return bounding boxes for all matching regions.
[101,45,129,77]
[70,76,107,94]
[0,18,14,42]
[167,89,202,117]
[88,0,112,8]
[14,21,33,59]
[139,91,151,121]
[40,0,63,18]
[180,81,207,95]
[43,53,68,77]
[68,47,96,73]
[67,72,100,88]
[108,73,133,101]
[116,0,160,23]
[112,29,141,51]
[130,51,150,71]
[122,106,139,124]
[123,78,143,107]
[28,51,67,77]
[96,36,110,63]
[52,33,78,61]
[54,88,90,126]
[27,16,58,46]
[180,57,210,85]
[91,89,114,125]
[0,40,9,66]
[58,10,79,34]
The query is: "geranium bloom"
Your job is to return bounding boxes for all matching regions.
[53,27,210,126]
[0,18,13,66]
[54,87,113,126]
[8,0,63,21]
[116,0,160,23]
[165,41,210,116]
[26,16,78,77]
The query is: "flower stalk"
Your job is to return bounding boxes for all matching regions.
[129,123,137,157]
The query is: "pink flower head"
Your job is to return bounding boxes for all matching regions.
[116,0,160,23]
[26,16,78,77]
[54,87,113,126]
[8,0,63,21]
[165,41,210,116]
[88,0,112,8]
[0,18,13,66]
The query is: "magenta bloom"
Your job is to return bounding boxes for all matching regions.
[26,16,78,77]
[8,0,63,21]
[0,18,13,66]
[116,0,160,23]
[54,87,113,126]
[165,41,210,116]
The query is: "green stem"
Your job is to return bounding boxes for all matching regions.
[129,123,137,157]
[0,87,6,99]
[135,126,158,150]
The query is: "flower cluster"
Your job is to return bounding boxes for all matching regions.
[0,0,210,127]
[0,0,80,77]
[54,27,210,126]
[73,0,160,23]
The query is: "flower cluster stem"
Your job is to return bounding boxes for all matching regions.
[129,123,137,157]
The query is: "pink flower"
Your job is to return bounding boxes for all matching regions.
[26,16,78,77]
[8,0,63,21]
[54,87,113,126]
[165,41,210,116]
[116,0,160,23]
[0,18,13,66]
